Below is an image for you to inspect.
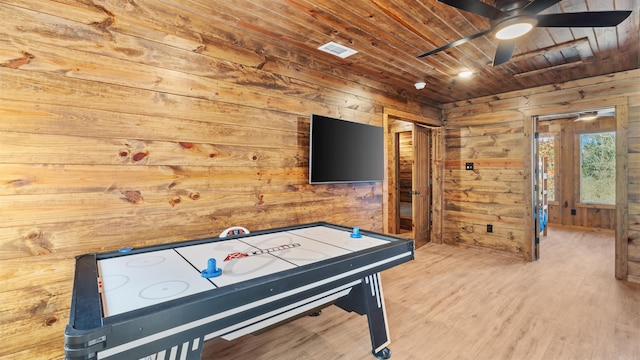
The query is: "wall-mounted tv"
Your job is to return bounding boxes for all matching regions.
[309,114,384,184]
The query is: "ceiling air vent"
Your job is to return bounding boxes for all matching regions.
[318,41,357,58]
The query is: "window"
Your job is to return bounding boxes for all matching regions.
[538,136,555,202]
[579,132,616,205]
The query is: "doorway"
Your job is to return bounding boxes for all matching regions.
[390,124,431,248]
[383,108,442,249]
[528,104,627,279]
[397,131,414,235]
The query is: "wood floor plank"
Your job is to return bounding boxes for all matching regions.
[202,226,640,360]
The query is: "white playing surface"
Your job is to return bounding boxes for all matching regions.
[98,225,389,317]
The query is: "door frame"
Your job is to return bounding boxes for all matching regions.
[382,107,443,244]
[524,99,628,279]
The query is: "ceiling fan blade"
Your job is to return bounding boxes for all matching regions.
[524,0,562,14]
[438,0,504,19]
[492,39,516,66]
[537,11,632,27]
[417,29,491,58]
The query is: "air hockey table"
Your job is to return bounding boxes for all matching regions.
[64,222,414,360]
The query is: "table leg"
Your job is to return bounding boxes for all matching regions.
[335,273,391,359]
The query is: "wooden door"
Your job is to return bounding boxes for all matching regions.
[412,125,431,248]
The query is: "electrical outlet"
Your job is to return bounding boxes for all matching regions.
[571,209,577,215]
[465,162,474,170]
[487,224,493,233]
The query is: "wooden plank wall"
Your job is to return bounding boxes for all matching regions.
[0,1,440,359]
[443,69,640,282]
[538,116,616,230]
[443,111,527,254]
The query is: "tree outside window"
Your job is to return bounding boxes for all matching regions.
[580,132,616,205]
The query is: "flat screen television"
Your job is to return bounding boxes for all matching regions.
[309,114,384,184]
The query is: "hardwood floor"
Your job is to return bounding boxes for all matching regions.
[202,226,640,360]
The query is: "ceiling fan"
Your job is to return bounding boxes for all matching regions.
[417,0,632,66]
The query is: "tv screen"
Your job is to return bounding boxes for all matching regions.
[309,114,384,184]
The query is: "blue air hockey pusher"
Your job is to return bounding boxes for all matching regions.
[64,222,415,359]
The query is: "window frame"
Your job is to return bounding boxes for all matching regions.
[576,130,616,207]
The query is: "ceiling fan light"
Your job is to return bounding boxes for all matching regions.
[493,16,537,40]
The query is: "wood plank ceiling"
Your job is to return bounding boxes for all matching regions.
[199,0,639,104]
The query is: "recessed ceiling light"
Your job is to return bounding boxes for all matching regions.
[318,41,358,58]
[414,81,426,90]
[458,70,473,78]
